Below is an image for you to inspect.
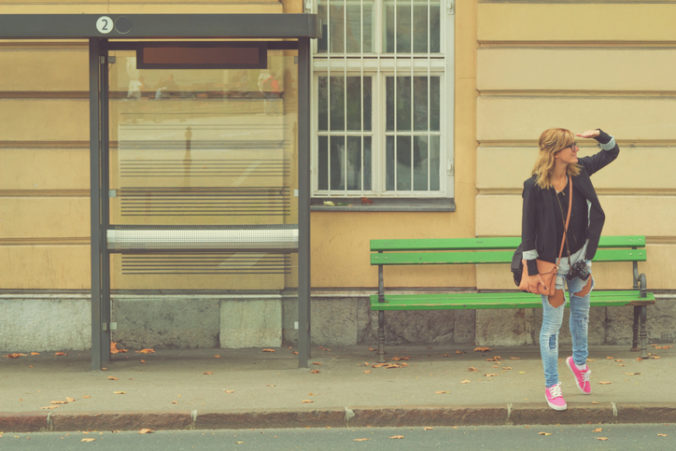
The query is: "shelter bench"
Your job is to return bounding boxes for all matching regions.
[370,236,654,362]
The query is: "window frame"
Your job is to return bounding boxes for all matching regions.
[310,0,454,206]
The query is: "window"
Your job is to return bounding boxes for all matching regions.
[311,0,453,201]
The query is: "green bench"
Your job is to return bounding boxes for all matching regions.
[370,235,654,362]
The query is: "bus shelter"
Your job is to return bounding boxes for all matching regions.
[0,14,319,369]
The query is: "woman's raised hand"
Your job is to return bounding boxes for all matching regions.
[576,129,600,139]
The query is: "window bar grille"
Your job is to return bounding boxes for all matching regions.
[343,0,348,193]
[427,0,431,190]
[393,0,398,192]
[327,0,332,190]
[410,0,414,191]
[360,0,365,191]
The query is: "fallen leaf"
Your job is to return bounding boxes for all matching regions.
[41,405,59,410]
[50,400,68,405]
[353,438,369,442]
[468,366,478,372]
[389,435,405,439]
[596,437,609,441]
[392,356,410,361]
[502,366,513,371]
[461,379,471,384]
[368,347,376,352]
[538,432,552,436]
[435,390,448,394]
[364,370,371,374]
[424,427,434,431]
[236,440,245,445]
[385,363,401,369]
[312,361,322,365]
[81,438,96,443]
[55,352,66,356]
[657,433,668,437]
[624,372,641,376]
[599,381,612,385]
[110,342,128,354]
[292,351,299,355]
[213,354,221,359]
[30,352,40,356]
[310,369,320,374]
[455,350,465,354]
[136,348,155,354]
[605,356,614,360]
[7,353,27,359]
[203,371,213,376]
[139,360,146,364]
[113,391,126,395]
[485,373,497,378]
[82,395,92,399]
[138,428,154,434]
[262,348,276,352]
[474,347,492,352]
[372,363,387,368]
[302,400,314,404]
[224,389,235,394]
[108,376,119,381]
[593,428,603,433]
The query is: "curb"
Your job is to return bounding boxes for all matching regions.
[2,404,676,432]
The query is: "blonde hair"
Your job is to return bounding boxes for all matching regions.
[532,128,580,189]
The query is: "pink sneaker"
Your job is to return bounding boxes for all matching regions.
[566,356,592,394]
[545,383,567,411]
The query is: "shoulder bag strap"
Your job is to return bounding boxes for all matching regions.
[556,175,573,265]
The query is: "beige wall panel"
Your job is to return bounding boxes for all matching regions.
[311,212,476,288]
[0,45,87,91]
[0,99,88,141]
[0,1,282,14]
[478,48,676,92]
[0,198,89,238]
[477,97,676,142]
[476,245,670,290]
[477,146,676,191]
[0,245,89,289]
[476,194,676,238]
[0,149,89,190]
[478,3,676,42]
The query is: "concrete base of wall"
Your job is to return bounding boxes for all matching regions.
[1,293,674,352]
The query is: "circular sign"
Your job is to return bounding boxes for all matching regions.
[96,16,113,34]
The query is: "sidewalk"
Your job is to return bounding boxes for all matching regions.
[1,344,674,432]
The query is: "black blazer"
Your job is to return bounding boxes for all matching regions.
[521,136,619,270]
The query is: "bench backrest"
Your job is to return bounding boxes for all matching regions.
[370,236,646,266]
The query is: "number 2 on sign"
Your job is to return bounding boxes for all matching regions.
[96,16,113,34]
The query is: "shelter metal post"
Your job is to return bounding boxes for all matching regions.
[89,38,111,370]
[297,37,311,367]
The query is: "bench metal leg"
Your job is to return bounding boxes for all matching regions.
[631,305,649,359]
[377,310,385,363]
[631,306,640,352]
[639,305,648,359]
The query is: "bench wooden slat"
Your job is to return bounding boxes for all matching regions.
[370,235,645,252]
[370,248,647,265]
[369,290,655,311]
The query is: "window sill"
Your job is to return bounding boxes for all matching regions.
[310,197,455,212]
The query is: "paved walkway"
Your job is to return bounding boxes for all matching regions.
[1,344,674,432]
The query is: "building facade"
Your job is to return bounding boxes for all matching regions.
[1,0,674,352]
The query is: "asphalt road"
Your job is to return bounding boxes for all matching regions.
[2,424,675,450]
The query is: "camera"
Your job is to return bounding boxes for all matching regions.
[566,260,590,281]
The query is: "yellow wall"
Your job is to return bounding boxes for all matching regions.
[0,1,299,290]
[476,1,676,290]
[311,1,478,289]
[2,1,674,293]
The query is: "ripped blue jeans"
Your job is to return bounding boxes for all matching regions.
[540,275,593,388]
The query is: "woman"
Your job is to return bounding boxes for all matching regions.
[521,128,619,411]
